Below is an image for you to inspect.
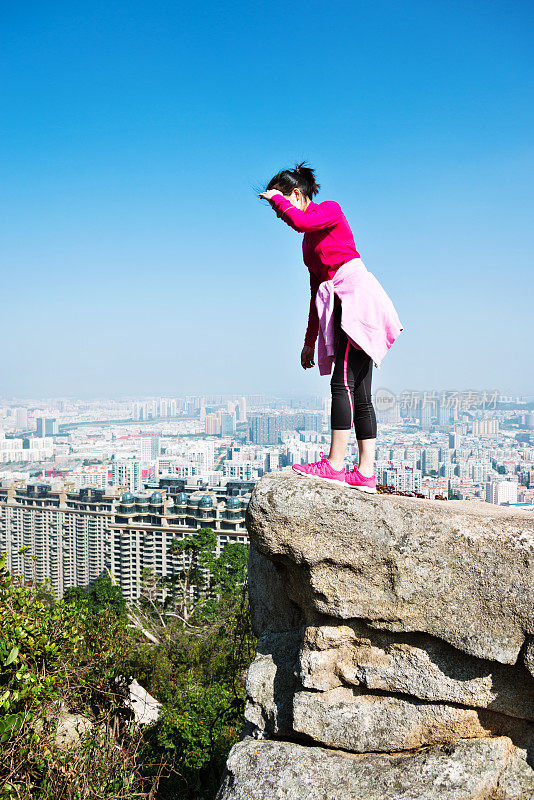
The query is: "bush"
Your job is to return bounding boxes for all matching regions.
[0,540,255,800]
[0,555,149,799]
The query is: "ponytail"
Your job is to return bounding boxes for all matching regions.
[265,161,320,199]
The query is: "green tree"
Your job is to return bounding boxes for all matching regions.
[167,528,218,620]
[211,543,249,597]
[63,570,126,616]
[129,531,249,642]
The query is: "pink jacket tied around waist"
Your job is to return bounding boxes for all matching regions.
[315,258,404,376]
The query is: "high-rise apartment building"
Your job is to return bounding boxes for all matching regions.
[404,448,419,466]
[442,463,458,479]
[472,419,499,436]
[421,448,439,474]
[420,402,433,430]
[264,452,279,472]
[439,447,452,463]
[183,443,216,471]
[157,398,177,418]
[223,462,258,481]
[205,413,220,435]
[219,411,236,436]
[302,412,322,433]
[377,401,400,425]
[133,401,158,421]
[485,480,518,505]
[159,398,169,418]
[469,462,487,483]
[140,434,160,462]
[110,490,248,601]
[186,397,201,416]
[0,484,110,598]
[389,447,406,462]
[250,415,277,445]
[0,481,249,601]
[15,408,28,430]
[376,463,422,492]
[438,402,453,426]
[36,417,58,437]
[112,459,142,492]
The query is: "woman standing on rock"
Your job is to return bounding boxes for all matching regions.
[259,163,403,493]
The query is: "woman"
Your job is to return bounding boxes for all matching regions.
[259,162,403,493]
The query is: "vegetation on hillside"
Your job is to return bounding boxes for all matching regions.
[0,532,254,800]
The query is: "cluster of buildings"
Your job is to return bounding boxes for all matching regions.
[0,478,250,602]
[0,391,532,601]
[0,429,54,464]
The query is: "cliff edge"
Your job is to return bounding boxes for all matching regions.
[217,472,534,800]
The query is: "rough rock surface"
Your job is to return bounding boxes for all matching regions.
[218,472,534,799]
[299,621,534,720]
[245,630,301,736]
[54,707,93,749]
[125,679,162,726]
[292,687,534,756]
[247,545,303,637]
[246,472,534,664]
[525,638,534,680]
[216,736,534,800]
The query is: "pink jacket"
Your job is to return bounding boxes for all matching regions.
[315,258,403,375]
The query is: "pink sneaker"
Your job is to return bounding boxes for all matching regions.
[292,452,346,484]
[345,465,377,493]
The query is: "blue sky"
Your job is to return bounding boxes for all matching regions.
[2,0,533,398]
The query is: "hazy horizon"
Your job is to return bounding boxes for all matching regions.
[1,388,532,405]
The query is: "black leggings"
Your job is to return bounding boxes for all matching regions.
[330,327,377,440]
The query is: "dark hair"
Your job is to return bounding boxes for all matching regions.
[266,161,320,200]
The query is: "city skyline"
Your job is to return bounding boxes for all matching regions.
[2,1,533,397]
[1,388,533,403]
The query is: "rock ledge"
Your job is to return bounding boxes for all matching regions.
[217,472,534,800]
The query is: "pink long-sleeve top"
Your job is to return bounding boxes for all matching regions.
[268,192,360,347]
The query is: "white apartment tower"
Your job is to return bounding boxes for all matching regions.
[140,434,160,462]
[15,408,28,429]
[0,485,109,597]
[485,480,518,505]
[112,459,142,492]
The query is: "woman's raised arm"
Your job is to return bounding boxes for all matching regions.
[266,193,342,233]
